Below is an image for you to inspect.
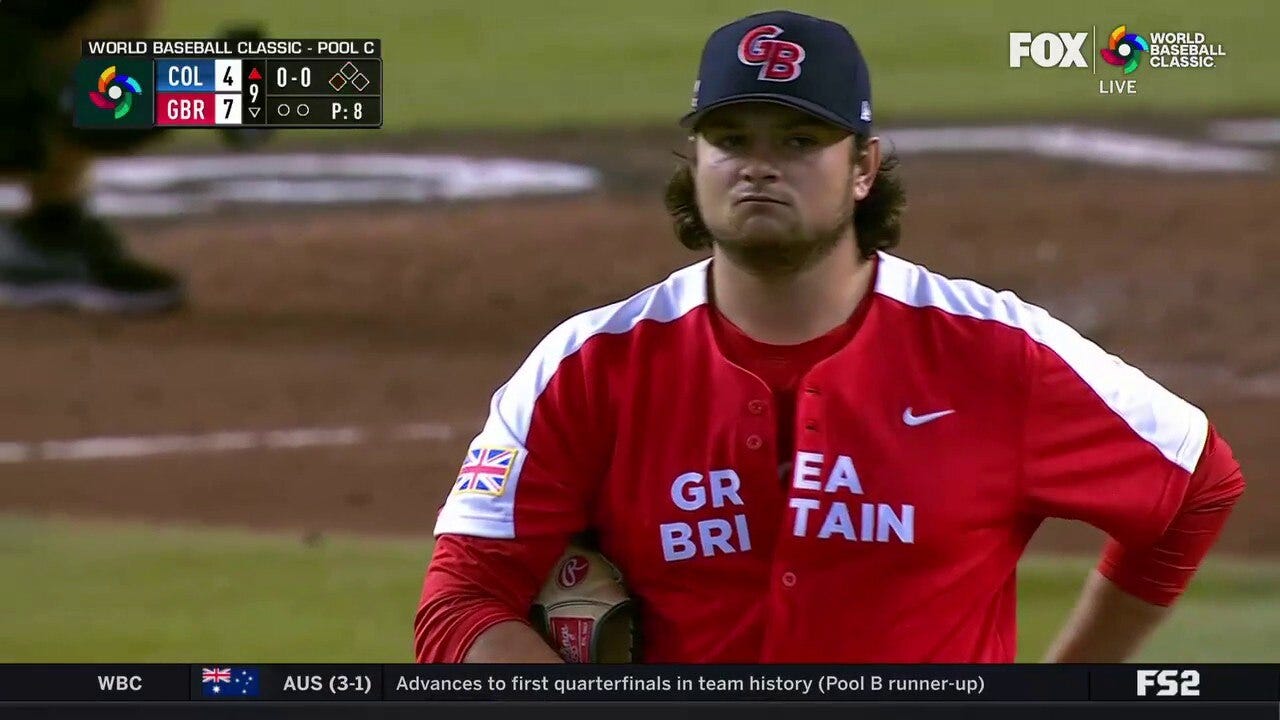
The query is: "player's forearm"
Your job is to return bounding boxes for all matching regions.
[417,534,570,663]
[463,620,565,663]
[1042,569,1169,662]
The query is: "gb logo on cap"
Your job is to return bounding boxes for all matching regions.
[738,24,806,81]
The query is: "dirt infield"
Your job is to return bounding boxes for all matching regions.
[2,129,1278,555]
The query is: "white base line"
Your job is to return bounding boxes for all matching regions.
[0,126,1270,219]
[0,422,458,465]
[1208,118,1280,145]
[883,125,1271,172]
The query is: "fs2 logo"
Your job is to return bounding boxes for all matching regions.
[1009,32,1089,68]
[1137,669,1201,697]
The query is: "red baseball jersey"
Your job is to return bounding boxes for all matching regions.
[434,252,1208,662]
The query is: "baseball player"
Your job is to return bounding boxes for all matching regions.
[0,0,186,314]
[0,1,268,314]
[415,10,1245,663]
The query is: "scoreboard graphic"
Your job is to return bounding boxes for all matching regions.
[73,39,382,129]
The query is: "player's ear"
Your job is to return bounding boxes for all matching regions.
[852,135,881,202]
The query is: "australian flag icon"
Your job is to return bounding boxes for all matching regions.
[202,666,260,698]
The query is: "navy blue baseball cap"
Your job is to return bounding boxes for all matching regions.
[680,10,873,135]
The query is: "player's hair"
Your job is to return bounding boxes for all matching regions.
[664,133,904,258]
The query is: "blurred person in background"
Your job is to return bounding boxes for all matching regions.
[0,0,181,314]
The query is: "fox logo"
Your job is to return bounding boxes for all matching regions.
[738,25,806,81]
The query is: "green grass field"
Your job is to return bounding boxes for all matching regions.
[156,0,1278,130]
[1,515,1276,662]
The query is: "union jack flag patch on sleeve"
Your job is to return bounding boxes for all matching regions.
[453,447,519,496]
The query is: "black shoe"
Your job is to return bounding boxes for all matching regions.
[0,205,185,314]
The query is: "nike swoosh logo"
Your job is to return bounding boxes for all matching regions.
[902,407,955,426]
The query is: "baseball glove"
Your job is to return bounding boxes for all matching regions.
[529,541,638,663]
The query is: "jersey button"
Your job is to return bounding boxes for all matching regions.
[747,399,766,415]
[781,571,797,588]
[804,420,819,432]
[803,386,821,396]
[746,434,764,450]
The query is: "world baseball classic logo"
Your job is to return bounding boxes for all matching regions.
[738,25,806,81]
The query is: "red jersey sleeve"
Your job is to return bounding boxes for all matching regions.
[414,533,566,662]
[433,327,611,540]
[418,317,615,662]
[1096,424,1245,606]
[1019,319,1209,548]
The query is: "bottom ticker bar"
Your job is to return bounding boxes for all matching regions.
[0,665,1276,703]
[0,702,1275,720]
